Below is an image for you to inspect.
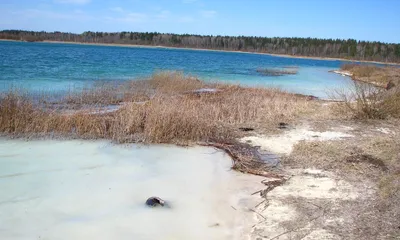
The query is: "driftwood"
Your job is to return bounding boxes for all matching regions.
[251,178,289,199]
[199,141,285,179]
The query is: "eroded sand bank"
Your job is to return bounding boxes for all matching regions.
[0,139,264,240]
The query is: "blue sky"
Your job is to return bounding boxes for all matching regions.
[0,0,399,43]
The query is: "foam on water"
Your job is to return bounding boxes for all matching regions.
[0,139,263,240]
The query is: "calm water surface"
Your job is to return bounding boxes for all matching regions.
[0,41,353,98]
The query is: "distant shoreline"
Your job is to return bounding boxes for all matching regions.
[1,39,399,66]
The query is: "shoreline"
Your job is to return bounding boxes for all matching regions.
[330,69,386,88]
[2,39,400,66]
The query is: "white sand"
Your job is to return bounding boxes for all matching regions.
[250,168,374,239]
[0,139,264,240]
[242,126,353,155]
[331,70,352,77]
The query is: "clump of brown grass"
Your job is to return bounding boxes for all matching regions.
[0,91,113,138]
[0,72,313,144]
[147,71,205,94]
[63,82,123,105]
[333,81,400,119]
[341,63,378,77]
[256,67,298,76]
[340,63,358,71]
[340,63,400,88]
[111,76,313,143]
[285,133,400,238]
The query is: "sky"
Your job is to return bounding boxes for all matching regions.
[0,0,399,43]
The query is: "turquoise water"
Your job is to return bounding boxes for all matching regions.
[0,41,353,98]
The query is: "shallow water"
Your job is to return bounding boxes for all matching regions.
[0,139,263,240]
[0,41,354,98]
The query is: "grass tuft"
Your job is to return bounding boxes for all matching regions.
[333,81,400,119]
[0,72,313,143]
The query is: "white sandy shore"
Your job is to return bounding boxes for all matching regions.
[240,124,375,239]
[0,125,380,239]
[330,69,386,88]
[241,124,353,155]
[0,139,264,240]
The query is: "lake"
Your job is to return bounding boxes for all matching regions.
[0,40,353,98]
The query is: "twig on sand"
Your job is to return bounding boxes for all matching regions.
[268,203,328,240]
[250,209,266,220]
[255,199,267,208]
[251,190,263,195]
[252,220,266,228]
[259,177,289,197]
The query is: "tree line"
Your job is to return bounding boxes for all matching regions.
[1,30,400,63]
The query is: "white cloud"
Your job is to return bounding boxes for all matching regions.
[105,13,148,23]
[200,10,217,18]
[54,0,91,5]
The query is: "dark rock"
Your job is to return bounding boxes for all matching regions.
[145,197,166,207]
[386,80,395,90]
[278,122,289,129]
[209,223,220,227]
[239,127,255,132]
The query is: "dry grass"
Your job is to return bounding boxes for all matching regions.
[256,67,298,76]
[333,81,400,119]
[341,63,379,77]
[146,71,205,94]
[285,132,400,239]
[0,72,314,144]
[341,63,400,88]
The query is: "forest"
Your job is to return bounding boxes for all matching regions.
[1,30,400,63]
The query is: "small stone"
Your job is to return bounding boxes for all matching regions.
[145,197,166,207]
[386,80,395,90]
[278,122,289,129]
[239,127,255,132]
[209,223,220,227]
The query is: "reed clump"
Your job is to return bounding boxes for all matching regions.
[256,68,298,76]
[0,72,313,143]
[334,81,400,119]
[340,63,400,88]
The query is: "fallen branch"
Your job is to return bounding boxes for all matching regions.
[250,209,266,220]
[199,141,286,179]
[255,199,267,208]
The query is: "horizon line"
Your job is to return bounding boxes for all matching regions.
[1,29,399,45]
